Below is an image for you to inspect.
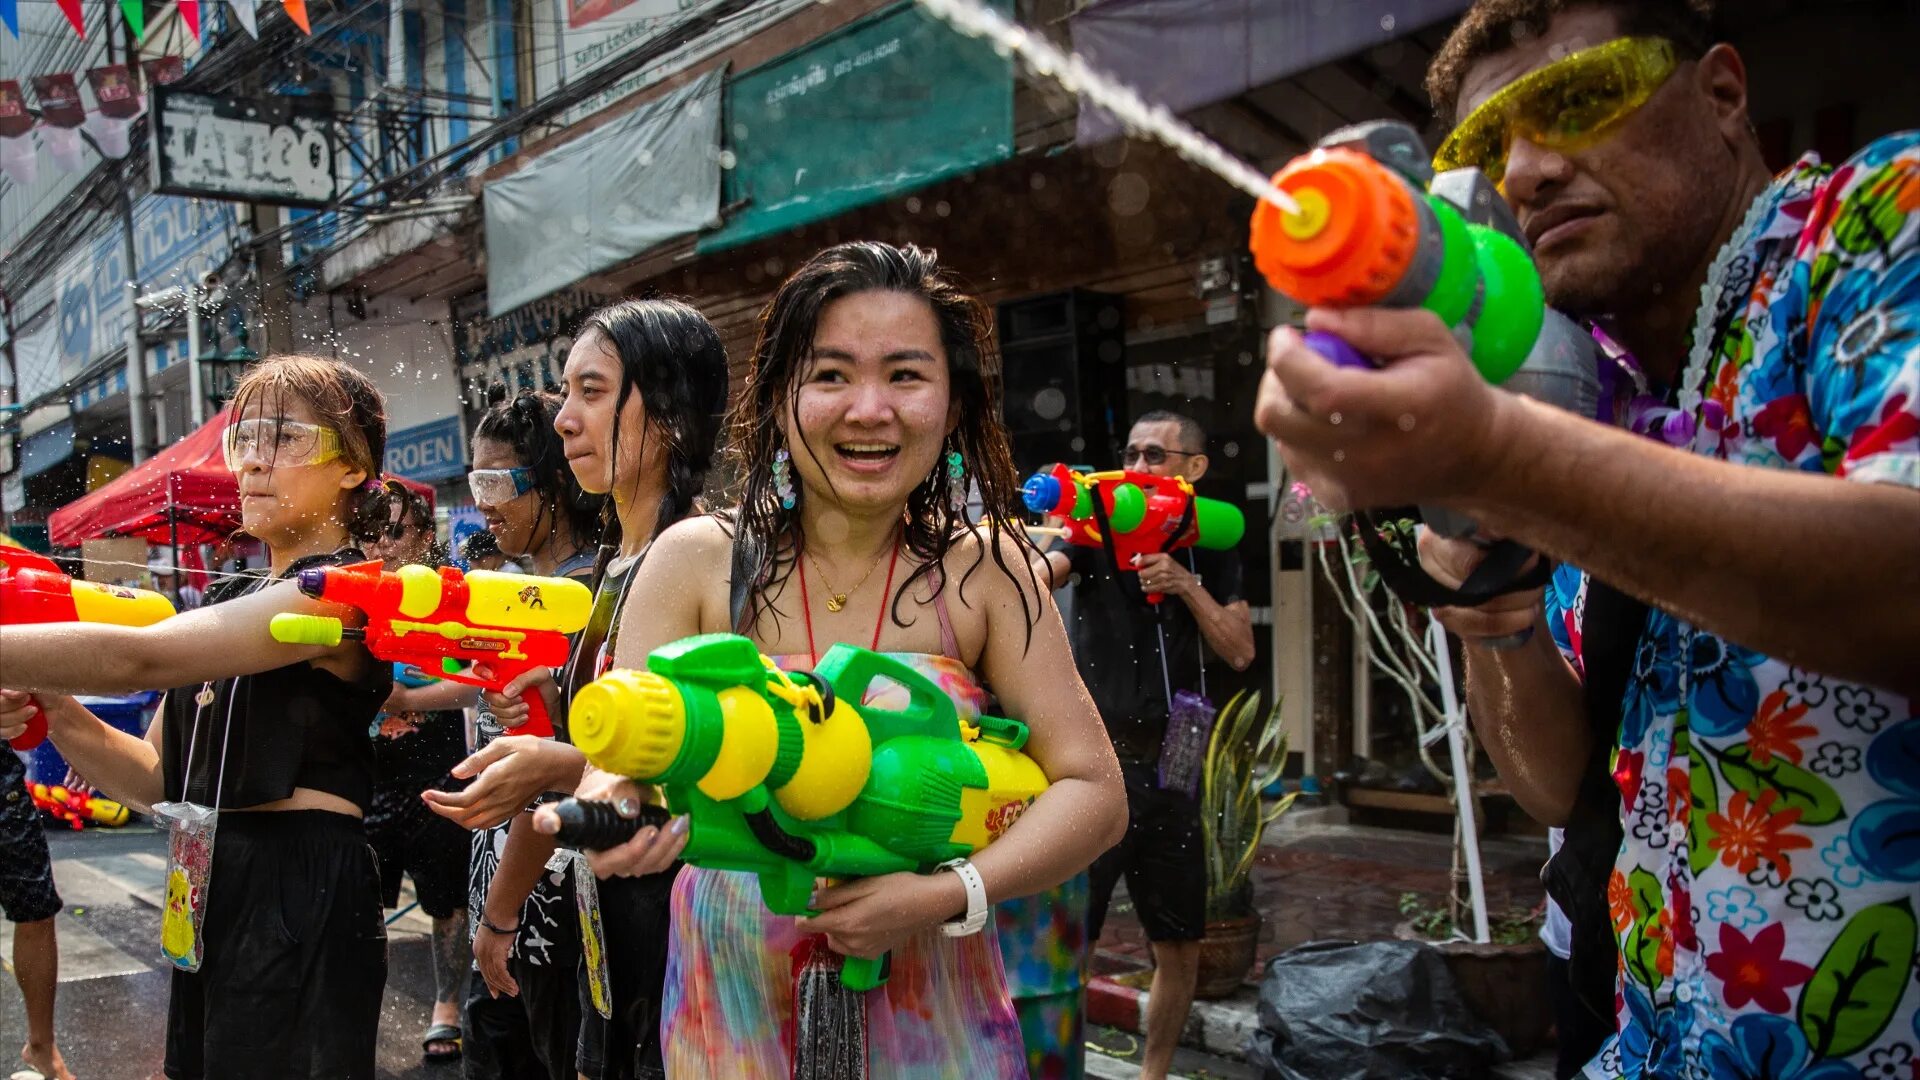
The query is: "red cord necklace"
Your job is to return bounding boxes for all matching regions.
[797,532,901,664]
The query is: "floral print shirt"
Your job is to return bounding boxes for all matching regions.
[1546,133,1920,1079]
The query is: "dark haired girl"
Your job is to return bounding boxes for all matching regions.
[0,354,404,1078]
[550,242,1127,1075]
[426,300,729,1080]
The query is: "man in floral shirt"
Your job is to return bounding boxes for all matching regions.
[1255,1,1920,1077]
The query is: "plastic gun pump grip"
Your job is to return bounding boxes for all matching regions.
[549,798,670,851]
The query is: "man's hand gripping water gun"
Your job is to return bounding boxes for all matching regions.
[1248,120,1602,638]
[267,561,593,737]
[1020,466,1246,604]
[546,632,1050,991]
[1,543,177,748]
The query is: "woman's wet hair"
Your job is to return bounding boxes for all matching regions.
[474,389,606,553]
[228,353,398,545]
[576,298,731,548]
[727,240,1043,639]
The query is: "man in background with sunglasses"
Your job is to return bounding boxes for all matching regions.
[1255,1,1918,1077]
[1037,410,1254,1080]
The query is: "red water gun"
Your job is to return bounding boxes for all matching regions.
[29,782,133,830]
[1,544,178,748]
[267,562,594,738]
[1021,465,1247,604]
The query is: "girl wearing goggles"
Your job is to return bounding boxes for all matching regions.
[0,354,404,1077]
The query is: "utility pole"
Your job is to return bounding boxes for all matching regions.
[118,25,151,463]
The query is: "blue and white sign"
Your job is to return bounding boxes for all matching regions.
[385,415,467,484]
[446,502,488,571]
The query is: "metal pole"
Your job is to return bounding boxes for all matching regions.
[187,285,206,429]
[1429,617,1491,943]
[168,473,182,608]
[122,189,150,465]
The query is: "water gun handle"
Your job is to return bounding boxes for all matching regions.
[840,952,891,992]
[548,797,669,850]
[517,682,557,739]
[1301,330,1376,371]
[13,700,49,751]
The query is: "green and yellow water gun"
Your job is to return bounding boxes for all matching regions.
[552,632,1049,990]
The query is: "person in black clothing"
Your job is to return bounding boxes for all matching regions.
[424,300,730,1080]
[0,354,404,1079]
[365,484,474,1064]
[458,390,603,1080]
[1038,409,1255,1080]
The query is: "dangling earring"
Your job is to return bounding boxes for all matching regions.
[773,448,797,510]
[944,447,967,513]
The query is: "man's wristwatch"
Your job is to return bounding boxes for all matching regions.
[937,858,988,937]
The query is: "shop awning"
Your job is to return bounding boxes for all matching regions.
[1069,0,1471,144]
[696,0,1015,254]
[47,410,434,548]
[483,67,725,317]
[19,418,77,478]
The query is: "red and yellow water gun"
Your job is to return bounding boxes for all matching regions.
[30,782,133,830]
[268,562,593,738]
[1,544,177,749]
[1021,464,1246,604]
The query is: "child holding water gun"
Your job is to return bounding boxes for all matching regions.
[0,355,401,1079]
[425,301,730,1080]
[540,241,1127,1078]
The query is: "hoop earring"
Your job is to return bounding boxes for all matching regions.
[773,448,797,510]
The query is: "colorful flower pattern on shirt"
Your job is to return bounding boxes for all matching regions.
[1543,133,1920,1080]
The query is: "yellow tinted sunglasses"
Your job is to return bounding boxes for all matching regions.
[1434,37,1679,183]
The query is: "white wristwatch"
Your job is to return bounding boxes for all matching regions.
[937,858,988,937]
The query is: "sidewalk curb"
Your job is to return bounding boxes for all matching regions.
[1086,972,1261,1060]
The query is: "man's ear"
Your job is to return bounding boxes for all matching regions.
[1697,43,1753,146]
[1183,453,1209,482]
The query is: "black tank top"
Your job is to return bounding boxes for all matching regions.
[161,549,393,812]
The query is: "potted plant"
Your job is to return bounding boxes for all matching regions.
[1395,892,1554,1058]
[1195,690,1294,999]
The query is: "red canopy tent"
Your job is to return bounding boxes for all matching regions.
[48,409,436,548]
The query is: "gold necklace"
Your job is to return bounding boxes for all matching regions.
[805,542,889,613]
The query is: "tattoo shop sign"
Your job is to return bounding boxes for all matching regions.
[150,88,339,208]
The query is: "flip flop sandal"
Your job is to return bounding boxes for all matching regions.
[421,1023,463,1063]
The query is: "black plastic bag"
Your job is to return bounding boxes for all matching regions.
[1246,939,1510,1080]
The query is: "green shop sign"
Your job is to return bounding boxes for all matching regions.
[698,0,1014,253]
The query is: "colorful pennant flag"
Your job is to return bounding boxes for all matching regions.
[282,0,309,32]
[120,0,145,38]
[54,0,84,38]
[228,0,258,36]
[0,0,17,39]
[180,0,199,37]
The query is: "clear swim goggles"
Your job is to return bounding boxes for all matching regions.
[221,418,344,471]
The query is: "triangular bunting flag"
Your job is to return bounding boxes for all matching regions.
[119,0,144,38]
[0,0,17,39]
[281,0,308,32]
[228,0,257,37]
[54,0,84,37]
[180,0,199,37]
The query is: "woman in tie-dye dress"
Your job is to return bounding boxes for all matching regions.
[551,241,1128,1078]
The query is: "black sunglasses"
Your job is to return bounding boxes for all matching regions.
[1122,446,1199,467]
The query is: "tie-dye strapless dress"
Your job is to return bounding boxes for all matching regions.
[659,652,1030,1079]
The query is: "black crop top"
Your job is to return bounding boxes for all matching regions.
[160,550,394,812]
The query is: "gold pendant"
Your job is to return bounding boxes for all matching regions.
[826,594,847,613]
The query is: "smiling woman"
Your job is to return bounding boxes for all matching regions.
[552,241,1127,1078]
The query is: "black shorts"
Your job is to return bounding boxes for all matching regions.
[371,800,471,919]
[0,754,61,925]
[1087,761,1206,944]
[165,810,387,1080]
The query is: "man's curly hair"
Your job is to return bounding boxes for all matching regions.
[1426,0,1717,126]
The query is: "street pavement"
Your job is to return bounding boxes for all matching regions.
[2,825,1265,1080]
